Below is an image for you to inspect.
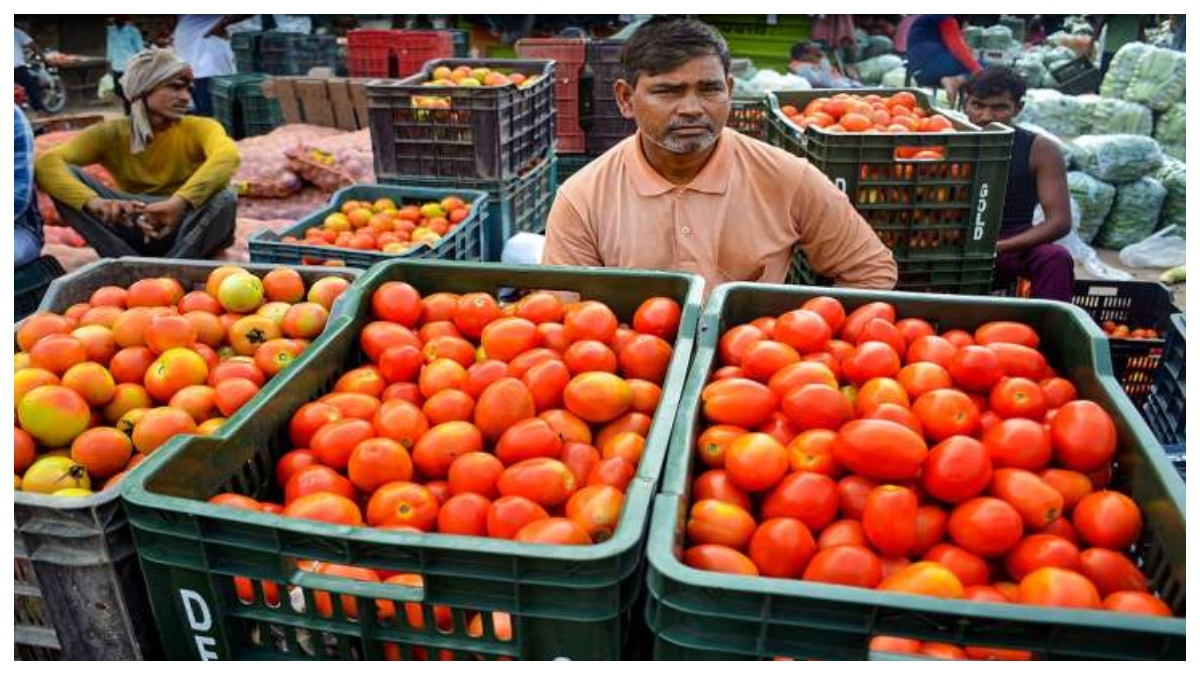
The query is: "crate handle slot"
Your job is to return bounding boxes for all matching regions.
[288,566,427,603]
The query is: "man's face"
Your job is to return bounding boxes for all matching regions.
[966,91,1021,127]
[615,55,733,156]
[144,76,194,120]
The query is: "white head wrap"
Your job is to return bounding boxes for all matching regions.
[118,48,192,154]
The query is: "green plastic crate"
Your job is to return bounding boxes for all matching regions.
[247,185,489,268]
[380,153,556,262]
[645,282,1186,660]
[211,74,283,139]
[766,89,1013,264]
[555,153,598,187]
[15,258,359,661]
[120,259,703,660]
[788,250,997,296]
[700,15,811,73]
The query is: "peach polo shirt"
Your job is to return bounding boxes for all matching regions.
[543,128,897,295]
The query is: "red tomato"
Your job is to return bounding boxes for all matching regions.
[947,497,1024,558]
[948,346,1003,391]
[1072,490,1142,550]
[1078,547,1147,596]
[372,282,422,326]
[701,377,778,428]
[781,384,854,432]
[922,435,992,503]
[761,471,839,532]
[1017,567,1101,609]
[802,545,883,588]
[800,296,846,335]
[906,335,958,368]
[724,433,789,492]
[686,499,757,550]
[840,302,896,343]
[1102,591,1173,617]
[989,377,1048,420]
[684,544,759,576]
[877,561,965,599]
[773,309,832,355]
[832,419,928,481]
[692,469,753,512]
[633,297,682,341]
[923,543,990,587]
[1004,533,1081,581]
[862,485,919,557]
[837,474,878,520]
[718,324,766,367]
[974,321,1040,349]
[749,518,817,579]
[912,389,980,442]
[911,504,948,557]
[1038,468,1094,512]
[818,519,867,548]
[987,343,1049,380]
[1049,400,1118,473]
[990,468,1063,529]
[983,418,1052,471]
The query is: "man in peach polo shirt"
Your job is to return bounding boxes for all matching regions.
[543,16,897,295]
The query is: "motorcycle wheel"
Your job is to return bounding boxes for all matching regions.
[42,78,67,114]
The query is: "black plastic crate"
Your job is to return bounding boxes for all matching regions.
[248,184,489,268]
[1052,57,1102,95]
[368,59,556,181]
[447,29,470,57]
[729,94,768,140]
[1071,280,1179,408]
[1145,313,1185,445]
[1164,443,1185,481]
[788,250,996,296]
[383,153,557,262]
[583,40,636,154]
[767,89,1014,262]
[259,33,339,76]
[15,255,65,322]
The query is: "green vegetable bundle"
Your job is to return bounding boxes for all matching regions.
[1070,134,1164,183]
[1099,42,1153,99]
[1096,176,1167,249]
[1153,102,1185,160]
[1090,97,1154,136]
[1125,47,1186,111]
[1155,158,1186,235]
[1067,171,1117,244]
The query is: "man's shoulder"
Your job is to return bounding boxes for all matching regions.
[556,138,631,202]
[726,130,813,183]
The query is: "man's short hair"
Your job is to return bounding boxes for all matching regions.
[620,16,731,86]
[791,40,817,61]
[964,66,1028,103]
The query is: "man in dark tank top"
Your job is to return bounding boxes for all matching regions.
[963,67,1074,302]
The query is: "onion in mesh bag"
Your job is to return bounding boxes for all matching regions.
[1069,134,1163,183]
[1096,176,1167,250]
[287,129,375,193]
[1066,171,1116,243]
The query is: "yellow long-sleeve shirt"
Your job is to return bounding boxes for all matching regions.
[35,116,240,211]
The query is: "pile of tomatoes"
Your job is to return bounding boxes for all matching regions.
[282,195,475,259]
[1100,321,1160,340]
[683,296,1173,658]
[208,282,684,549]
[14,266,350,497]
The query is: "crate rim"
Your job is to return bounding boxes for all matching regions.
[648,280,1187,649]
[120,258,705,568]
[16,256,360,512]
[380,58,556,91]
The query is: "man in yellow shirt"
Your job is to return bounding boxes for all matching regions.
[36,48,240,258]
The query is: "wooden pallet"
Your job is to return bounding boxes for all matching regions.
[262,76,370,131]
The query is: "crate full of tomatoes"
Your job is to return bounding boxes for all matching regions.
[767,89,1014,294]
[119,259,703,660]
[13,258,358,660]
[645,283,1184,660]
[248,185,488,268]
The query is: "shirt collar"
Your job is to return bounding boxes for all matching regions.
[625,128,735,197]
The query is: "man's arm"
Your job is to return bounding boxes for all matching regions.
[171,117,241,208]
[792,164,897,289]
[542,192,604,267]
[997,136,1072,255]
[34,122,114,211]
[14,108,33,218]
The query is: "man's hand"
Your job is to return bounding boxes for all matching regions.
[84,197,144,224]
[139,196,190,239]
